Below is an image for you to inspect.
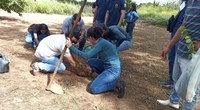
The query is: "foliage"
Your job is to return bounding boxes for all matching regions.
[0,0,27,16]
[24,0,93,16]
[137,5,178,26]
[180,26,196,59]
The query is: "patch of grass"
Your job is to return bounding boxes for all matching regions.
[24,0,92,16]
[138,5,178,27]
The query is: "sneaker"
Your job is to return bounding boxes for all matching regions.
[160,80,174,87]
[116,80,126,98]
[157,99,179,109]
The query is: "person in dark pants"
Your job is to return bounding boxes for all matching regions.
[160,0,187,87]
[104,0,125,27]
[125,2,139,37]
[93,0,108,26]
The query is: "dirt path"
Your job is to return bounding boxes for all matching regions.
[0,11,199,110]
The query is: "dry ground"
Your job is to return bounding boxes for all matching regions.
[0,11,199,110]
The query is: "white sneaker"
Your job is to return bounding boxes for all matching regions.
[31,62,40,72]
[31,62,41,76]
[157,99,179,109]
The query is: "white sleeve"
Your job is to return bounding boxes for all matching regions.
[64,48,71,57]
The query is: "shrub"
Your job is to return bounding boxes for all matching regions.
[0,0,27,16]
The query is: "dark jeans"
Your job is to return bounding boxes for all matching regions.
[87,58,121,94]
[126,22,135,37]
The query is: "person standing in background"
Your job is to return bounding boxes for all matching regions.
[104,0,126,27]
[160,0,187,88]
[93,0,108,26]
[125,2,139,37]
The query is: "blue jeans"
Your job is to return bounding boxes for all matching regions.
[87,58,121,94]
[25,33,33,44]
[117,40,132,52]
[168,34,178,82]
[30,34,48,48]
[126,22,135,37]
[37,56,66,73]
[95,20,104,25]
[170,55,200,110]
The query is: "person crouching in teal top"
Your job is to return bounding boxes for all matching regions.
[66,26,126,98]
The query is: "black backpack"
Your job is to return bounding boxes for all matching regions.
[167,12,180,33]
[0,53,9,73]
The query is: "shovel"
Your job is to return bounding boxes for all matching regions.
[46,0,87,94]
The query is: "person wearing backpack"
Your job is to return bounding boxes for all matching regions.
[157,0,200,109]
[160,0,187,88]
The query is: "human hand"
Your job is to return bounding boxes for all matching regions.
[193,41,200,51]
[161,47,169,60]
[66,38,72,48]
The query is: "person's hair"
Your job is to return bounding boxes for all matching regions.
[131,3,137,12]
[27,24,35,32]
[72,13,81,21]
[87,26,103,39]
[96,23,109,38]
[39,23,50,35]
[96,23,107,31]
[65,32,80,40]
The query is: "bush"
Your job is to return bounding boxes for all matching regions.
[24,0,92,16]
[0,0,27,16]
[138,5,178,26]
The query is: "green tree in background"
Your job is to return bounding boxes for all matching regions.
[0,0,27,16]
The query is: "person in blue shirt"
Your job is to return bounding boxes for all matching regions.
[65,26,126,98]
[104,0,125,27]
[98,24,132,52]
[25,23,50,48]
[93,0,108,26]
[157,0,200,109]
[160,0,187,88]
[125,2,139,37]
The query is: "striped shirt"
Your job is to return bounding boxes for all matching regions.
[177,0,200,58]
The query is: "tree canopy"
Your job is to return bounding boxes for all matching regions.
[0,0,27,16]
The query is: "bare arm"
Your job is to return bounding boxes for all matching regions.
[93,6,98,26]
[161,28,182,60]
[33,33,40,45]
[64,56,76,69]
[117,10,125,27]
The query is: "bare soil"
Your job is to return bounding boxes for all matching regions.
[0,11,199,110]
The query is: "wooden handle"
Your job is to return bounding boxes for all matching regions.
[46,0,87,90]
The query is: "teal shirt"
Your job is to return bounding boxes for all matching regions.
[69,38,121,68]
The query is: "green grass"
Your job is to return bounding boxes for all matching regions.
[24,0,93,16]
[137,5,178,26]
[23,1,179,26]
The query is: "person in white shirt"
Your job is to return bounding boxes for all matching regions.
[31,32,80,76]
